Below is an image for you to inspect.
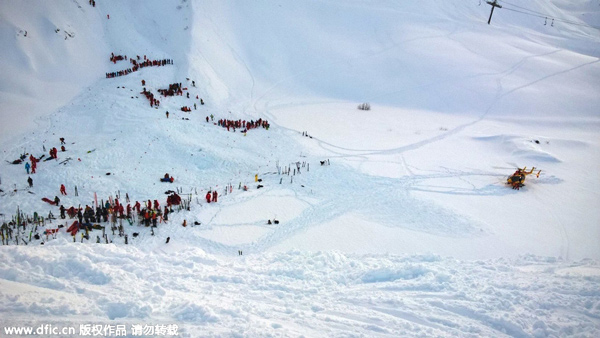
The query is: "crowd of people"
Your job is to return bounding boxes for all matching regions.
[57,195,177,230]
[10,53,279,245]
[141,88,160,108]
[158,83,184,97]
[105,53,173,79]
[20,138,68,188]
[105,68,135,78]
[215,118,270,133]
[109,53,126,63]
[5,51,286,250]
[13,137,187,234]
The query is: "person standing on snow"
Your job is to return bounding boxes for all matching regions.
[164,206,169,221]
[29,154,37,173]
[60,184,67,195]
[205,192,212,203]
[25,162,30,174]
[212,190,218,203]
[27,176,33,187]
[144,210,151,227]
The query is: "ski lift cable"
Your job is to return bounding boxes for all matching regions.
[500,6,600,30]
[496,1,600,30]
[496,0,551,17]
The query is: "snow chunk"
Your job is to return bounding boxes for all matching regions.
[102,301,152,320]
[172,302,219,323]
[361,265,431,283]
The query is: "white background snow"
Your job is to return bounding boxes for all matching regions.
[0,0,599,336]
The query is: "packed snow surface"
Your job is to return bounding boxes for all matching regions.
[0,0,599,336]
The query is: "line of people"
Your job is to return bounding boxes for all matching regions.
[57,197,173,227]
[215,118,270,132]
[106,68,135,78]
[106,54,173,78]
[141,88,160,107]
[131,58,172,68]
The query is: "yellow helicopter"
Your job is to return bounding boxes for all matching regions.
[507,167,541,190]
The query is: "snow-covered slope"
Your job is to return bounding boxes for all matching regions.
[1,242,599,337]
[0,0,107,143]
[1,0,599,336]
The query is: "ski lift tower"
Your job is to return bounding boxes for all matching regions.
[486,0,502,25]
